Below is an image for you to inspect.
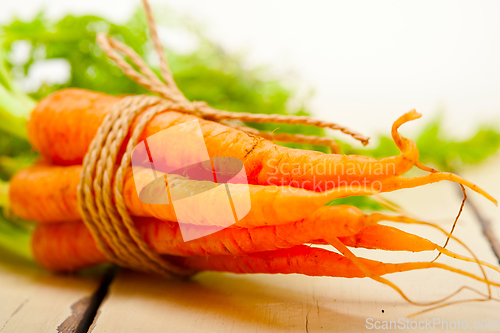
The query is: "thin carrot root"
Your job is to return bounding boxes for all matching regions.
[372,194,406,213]
[324,184,494,306]
[432,184,467,263]
[370,173,496,205]
[337,224,500,273]
[334,223,500,304]
[415,161,439,173]
[369,213,500,275]
[408,295,500,318]
[436,246,500,275]
[327,237,500,311]
[346,211,497,302]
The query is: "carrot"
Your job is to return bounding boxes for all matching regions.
[32,221,105,271]
[9,162,496,226]
[28,88,421,192]
[30,221,426,270]
[175,244,500,309]
[32,214,499,275]
[339,225,500,275]
[338,224,435,251]
[31,210,500,309]
[33,227,500,308]
[30,204,373,270]
[11,164,373,226]
[29,220,459,276]
[173,246,496,283]
[30,207,369,271]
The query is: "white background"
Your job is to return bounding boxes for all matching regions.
[2,0,500,140]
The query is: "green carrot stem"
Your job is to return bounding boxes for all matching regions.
[0,179,33,261]
[0,50,34,140]
[0,86,30,139]
[0,212,33,262]
[0,181,8,208]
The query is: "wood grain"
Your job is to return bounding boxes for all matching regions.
[0,252,106,333]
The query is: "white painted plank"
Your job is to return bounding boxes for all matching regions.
[0,252,105,333]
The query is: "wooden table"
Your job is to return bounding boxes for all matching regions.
[1,156,499,332]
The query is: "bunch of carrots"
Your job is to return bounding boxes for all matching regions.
[0,0,499,314]
[0,85,498,313]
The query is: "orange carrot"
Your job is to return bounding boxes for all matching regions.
[338,224,435,252]
[10,165,374,226]
[9,162,495,226]
[28,88,421,192]
[32,211,500,308]
[31,209,368,271]
[30,221,425,271]
[31,222,424,275]
[32,223,500,296]
[32,216,497,274]
[173,246,497,283]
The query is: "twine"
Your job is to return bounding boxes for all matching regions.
[77,0,369,277]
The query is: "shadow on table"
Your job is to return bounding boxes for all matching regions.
[0,249,108,290]
[108,269,373,332]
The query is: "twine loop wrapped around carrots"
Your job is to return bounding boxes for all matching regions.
[77,0,370,277]
[77,95,198,277]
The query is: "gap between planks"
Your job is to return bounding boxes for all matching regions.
[57,267,118,333]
